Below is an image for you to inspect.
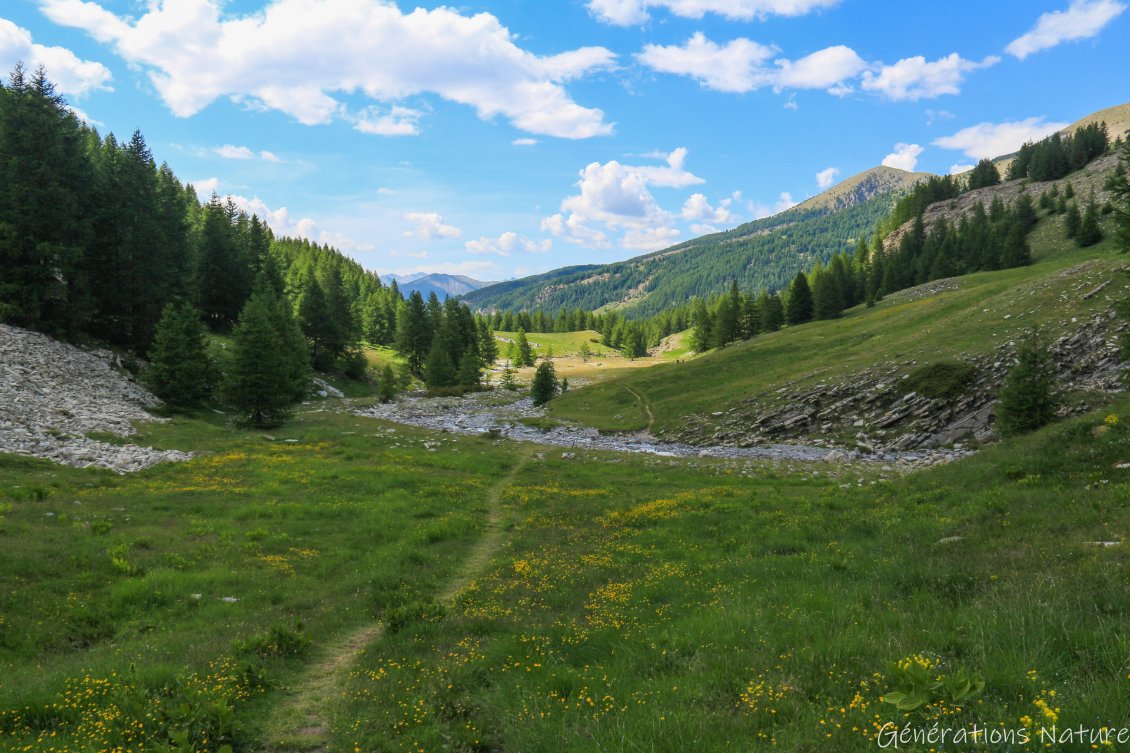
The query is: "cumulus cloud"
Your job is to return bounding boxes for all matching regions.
[681,193,733,224]
[932,117,1069,159]
[40,0,615,139]
[639,34,989,101]
[860,53,998,101]
[512,137,539,146]
[0,17,111,97]
[588,0,839,25]
[637,33,776,93]
[816,167,840,189]
[1007,0,1126,59]
[190,177,221,199]
[403,212,462,241]
[949,163,975,175]
[632,147,705,188]
[465,232,551,256]
[882,143,925,171]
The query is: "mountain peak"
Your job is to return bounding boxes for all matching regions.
[792,165,934,214]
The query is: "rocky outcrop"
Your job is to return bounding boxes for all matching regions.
[675,310,1126,453]
[0,324,193,472]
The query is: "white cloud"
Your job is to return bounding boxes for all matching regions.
[783,95,798,110]
[632,147,705,188]
[773,45,867,91]
[354,105,425,136]
[816,166,840,189]
[1007,0,1126,59]
[0,17,111,97]
[213,144,283,161]
[512,137,539,146]
[403,212,462,240]
[882,143,925,171]
[540,212,611,248]
[41,0,616,139]
[932,117,1069,159]
[588,0,839,25]
[465,232,551,256]
[622,226,680,251]
[860,53,998,101]
[637,33,776,93]
[224,193,373,253]
[949,163,975,175]
[65,103,102,125]
[639,35,988,101]
[681,193,733,224]
[190,177,220,199]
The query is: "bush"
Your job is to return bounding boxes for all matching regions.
[530,361,559,406]
[904,361,977,400]
[233,622,311,659]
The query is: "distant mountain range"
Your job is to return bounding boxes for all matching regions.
[464,164,930,317]
[379,273,496,299]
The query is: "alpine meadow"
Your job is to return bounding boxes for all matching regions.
[4,2,1130,753]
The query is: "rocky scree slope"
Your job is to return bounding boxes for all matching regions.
[0,324,192,472]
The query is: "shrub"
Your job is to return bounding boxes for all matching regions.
[996,332,1059,437]
[904,361,977,400]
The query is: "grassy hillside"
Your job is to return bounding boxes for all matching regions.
[551,212,1127,435]
[465,167,928,318]
[3,389,1130,751]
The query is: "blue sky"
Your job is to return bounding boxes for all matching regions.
[2,0,1127,281]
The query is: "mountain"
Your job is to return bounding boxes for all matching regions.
[380,273,495,299]
[465,165,930,317]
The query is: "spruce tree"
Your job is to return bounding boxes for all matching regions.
[759,292,784,331]
[1001,221,1032,268]
[223,290,307,427]
[996,332,1059,437]
[811,267,845,320]
[378,364,397,403]
[515,328,534,367]
[146,303,215,409]
[785,272,814,325]
[1065,202,1081,238]
[395,290,431,374]
[477,319,499,366]
[966,158,1001,190]
[530,360,559,406]
[423,339,456,390]
[1075,200,1104,247]
[457,350,482,389]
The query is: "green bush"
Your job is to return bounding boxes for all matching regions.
[904,361,978,400]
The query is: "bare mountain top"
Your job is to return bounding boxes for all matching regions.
[792,165,934,214]
[1064,101,1130,140]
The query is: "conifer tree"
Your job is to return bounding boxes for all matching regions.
[477,319,499,367]
[378,364,398,403]
[146,303,215,409]
[424,339,456,390]
[996,332,1059,437]
[223,290,307,427]
[966,158,1001,190]
[1065,202,1081,238]
[1076,199,1104,247]
[811,267,845,320]
[530,360,559,406]
[396,290,431,374]
[785,272,814,325]
[515,328,534,367]
[457,350,482,389]
[759,292,784,331]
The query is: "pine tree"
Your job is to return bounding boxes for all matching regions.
[378,364,398,403]
[146,303,215,409]
[690,298,713,352]
[1065,202,1081,238]
[424,338,456,390]
[299,275,334,369]
[811,267,845,320]
[223,290,307,427]
[785,272,813,325]
[477,319,499,366]
[515,328,534,367]
[395,290,431,374]
[530,360,559,406]
[1001,220,1032,268]
[966,158,1001,190]
[759,292,784,331]
[1075,200,1104,247]
[457,350,482,389]
[996,332,1059,437]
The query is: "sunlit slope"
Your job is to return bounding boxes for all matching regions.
[551,217,1126,435]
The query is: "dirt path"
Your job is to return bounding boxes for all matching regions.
[624,385,655,435]
[260,450,531,752]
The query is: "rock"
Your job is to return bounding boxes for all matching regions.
[824,449,849,463]
[220,596,239,603]
[0,324,193,473]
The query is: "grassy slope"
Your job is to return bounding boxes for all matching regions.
[551,214,1128,434]
[1,391,1129,750]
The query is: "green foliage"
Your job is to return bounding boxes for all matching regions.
[880,659,985,713]
[1006,122,1109,182]
[456,350,483,389]
[514,328,534,367]
[146,303,216,409]
[530,360,559,406]
[423,339,456,391]
[784,272,813,325]
[222,290,309,428]
[1076,199,1104,247]
[965,158,1001,191]
[378,363,398,403]
[234,622,311,659]
[996,332,1059,437]
[903,361,977,400]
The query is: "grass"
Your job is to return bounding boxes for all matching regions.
[551,216,1128,434]
[2,393,1130,750]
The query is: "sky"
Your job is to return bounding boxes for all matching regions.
[2,0,1128,281]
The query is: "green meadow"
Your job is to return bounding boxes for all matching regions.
[2,390,1130,752]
